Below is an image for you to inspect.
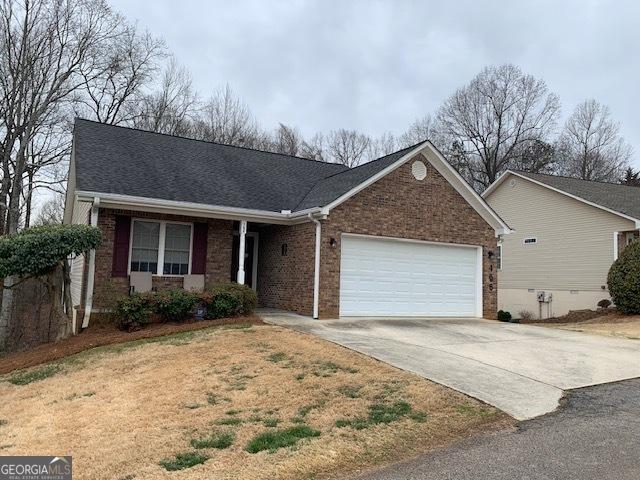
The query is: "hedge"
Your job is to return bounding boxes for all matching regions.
[608,241,640,314]
[115,283,257,331]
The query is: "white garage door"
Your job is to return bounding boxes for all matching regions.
[340,235,481,317]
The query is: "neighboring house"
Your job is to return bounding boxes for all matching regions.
[64,119,509,328]
[484,171,640,319]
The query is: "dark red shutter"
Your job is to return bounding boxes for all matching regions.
[112,216,131,277]
[191,222,208,274]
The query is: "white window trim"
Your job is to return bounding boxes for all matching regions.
[128,218,194,277]
[523,237,538,245]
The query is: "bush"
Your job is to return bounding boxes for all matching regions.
[154,289,198,322]
[497,310,512,322]
[597,299,612,310]
[201,283,257,319]
[0,224,101,278]
[115,293,153,331]
[518,310,535,322]
[608,241,640,314]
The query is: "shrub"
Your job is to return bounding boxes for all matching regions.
[114,293,153,331]
[154,289,198,322]
[518,310,535,322]
[608,241,640,314]
[200,283,257,319]
[497,310,512,322]
[597,299,612,310]
[0,224,101,278]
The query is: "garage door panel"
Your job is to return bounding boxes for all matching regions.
[340,236,479,317]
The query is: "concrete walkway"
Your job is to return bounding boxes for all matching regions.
[261,311,640,420]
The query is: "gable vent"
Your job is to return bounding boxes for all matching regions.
[411,160,427,180]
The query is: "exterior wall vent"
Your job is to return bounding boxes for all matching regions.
[411,160,427,180]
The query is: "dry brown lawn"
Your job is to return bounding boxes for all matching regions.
[544,313,640,340]
[0,324,512,480]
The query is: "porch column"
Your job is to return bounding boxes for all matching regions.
[237,220,247,284]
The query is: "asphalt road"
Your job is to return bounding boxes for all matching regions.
[354,379,640,480]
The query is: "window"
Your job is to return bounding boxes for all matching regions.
[497,244,503,270]
[523,237,537,245]
[131,221,160,273]
[163,223,191,275]
[130,220,192,276]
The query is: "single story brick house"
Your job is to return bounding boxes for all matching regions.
[64,119,510,328]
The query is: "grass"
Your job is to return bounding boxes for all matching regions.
[267,352,287,363]
[159,452,209,471]
[214,417,243,426]
[8,364,61,385]
[0,419,6,427]
[245,425,321,453]
[0,324,510,480]
[455,404,496,419]
[336,401,421,430]
[190,431,234,450]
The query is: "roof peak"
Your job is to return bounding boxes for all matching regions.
[512,170,633,189]
[73,118,348,169]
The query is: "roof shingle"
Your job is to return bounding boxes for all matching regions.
[73,119,421,214]
[515,171,640,220]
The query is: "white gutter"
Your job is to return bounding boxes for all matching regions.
[309,213,322,319]
[81,197,100,329]
[75,190,323,225]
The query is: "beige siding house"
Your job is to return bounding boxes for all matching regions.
[484,171,640,319]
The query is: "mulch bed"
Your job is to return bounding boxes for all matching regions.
[526,309,617,324]
[0,315,264,375]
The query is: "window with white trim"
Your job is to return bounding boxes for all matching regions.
[497,244,503,270]
[130,220,192,276]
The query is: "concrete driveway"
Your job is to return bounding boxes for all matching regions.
[261,312,640,420]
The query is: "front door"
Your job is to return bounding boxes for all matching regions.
[231,235,255,289]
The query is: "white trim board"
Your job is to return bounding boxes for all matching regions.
[483,170,640,228]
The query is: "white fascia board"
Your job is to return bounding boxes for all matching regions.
[423,142,513,236]
[75,190,322,225]
[489,171,640,228]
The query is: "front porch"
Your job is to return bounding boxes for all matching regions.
[86,208,318,324]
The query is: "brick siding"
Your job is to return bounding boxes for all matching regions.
[317,154,498,318]
[92,208,233,310]
[256,222,315,314]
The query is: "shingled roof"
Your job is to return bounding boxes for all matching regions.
[512,171,640,220]
[72,119,422,213]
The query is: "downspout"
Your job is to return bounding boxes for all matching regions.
[81,197,100,329]
[308,213,321,319]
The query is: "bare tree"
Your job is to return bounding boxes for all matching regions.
[436,64,560,190]
[299,132,325,161]
[267,123,303,156]
[75,25,165,125]
[33,192,65,225]
[192,85,259,146]
[368,132,397,159]
[398,115,439,147]
[133,58,197,136]
[557,99,632,182]
[326,129,371,167]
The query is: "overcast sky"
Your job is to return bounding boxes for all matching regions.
[110,0,640,167]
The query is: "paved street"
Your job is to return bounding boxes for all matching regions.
[354,379,640,480]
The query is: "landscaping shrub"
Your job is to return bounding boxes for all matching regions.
[518,310,535,322]
[497,310,512,322]
[608,241,640,314]
[154,289,198,322]
[200,283,257,319]
[115,293,153,331]
[597,299,612,310]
